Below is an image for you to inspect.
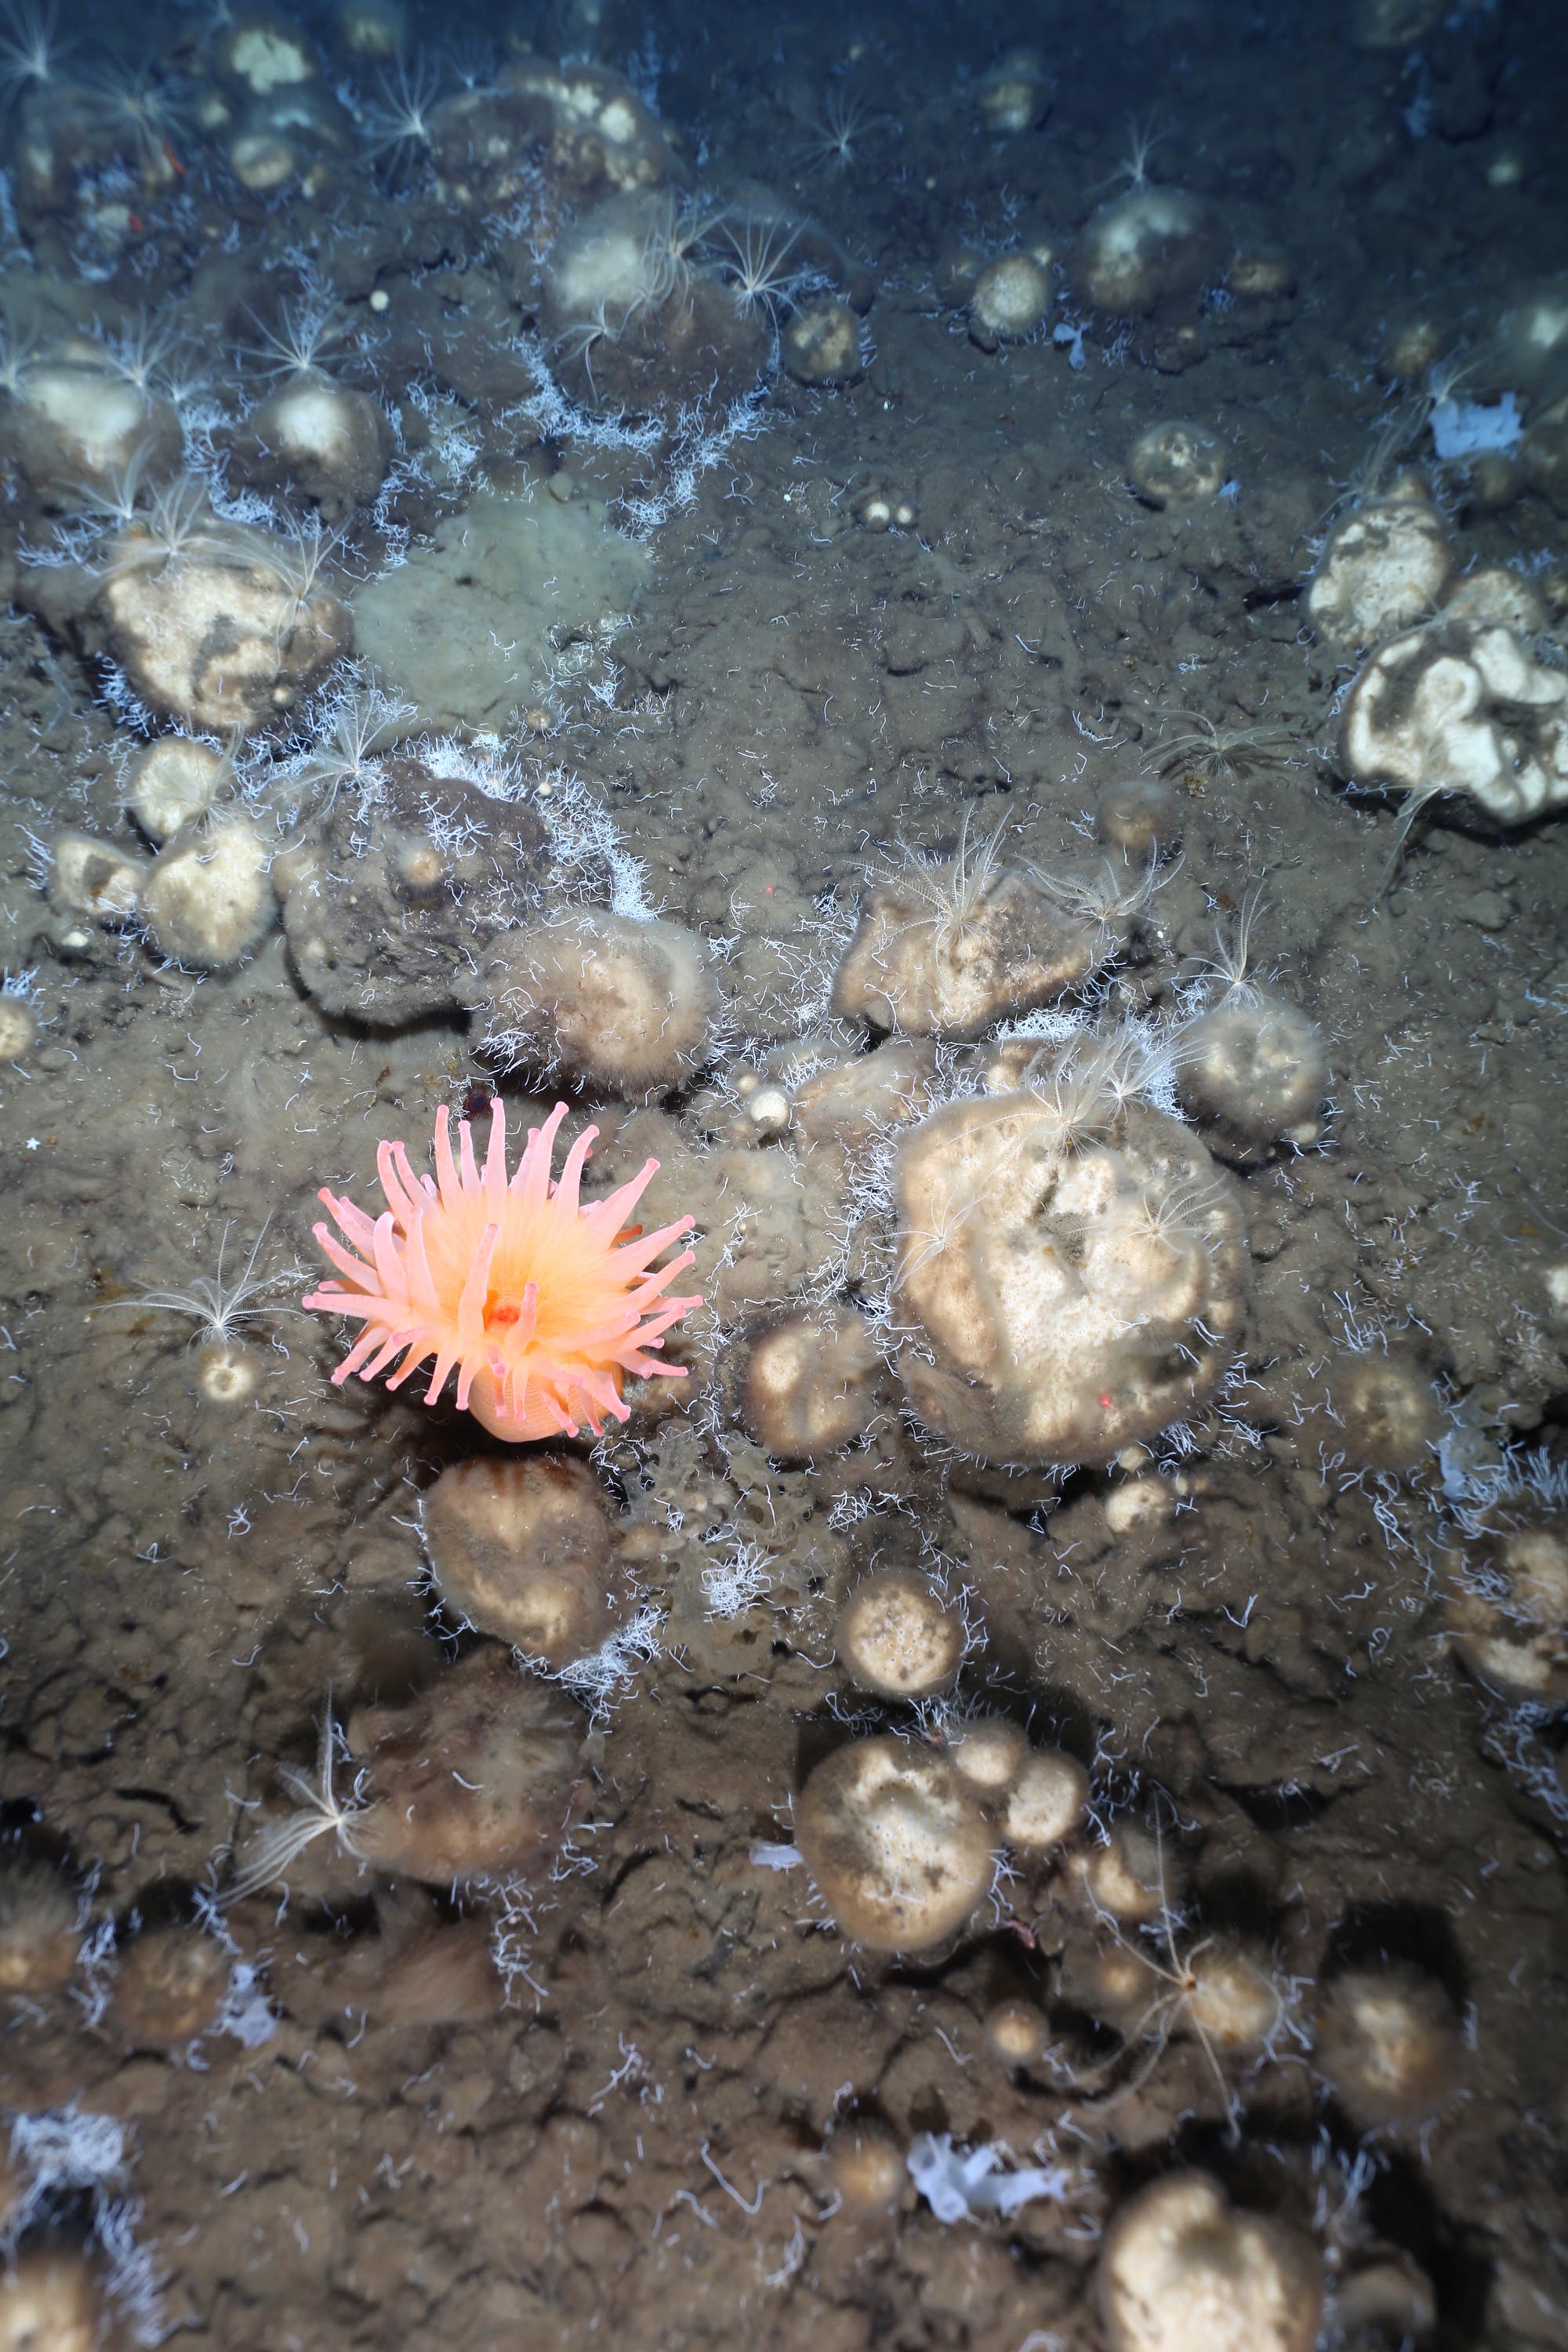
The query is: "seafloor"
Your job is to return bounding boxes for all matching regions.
[2,0,1567,2346]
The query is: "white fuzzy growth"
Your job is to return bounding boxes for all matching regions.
[971,255,1051,339]
[619,390,771,539]
[1483,1715,1568,1824]
[6,2107,170,2343]
[204,478,280,531]
[993,1005,1091,1050]
[1448,1443,1568,1532]
[505,339,664,456]
[907,2132,1075,2222]
[93,2198,171,2348]
[212,1960,278,2049]
[404,380,483,488]
[532,767,655,916]
[700,1534,772,1618]
[1429,390,1522,460]
[550,1603,663,1722]
[9,2107,129,2206]
[405,733,653,918]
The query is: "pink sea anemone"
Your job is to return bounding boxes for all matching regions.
[303,1098,702,1443]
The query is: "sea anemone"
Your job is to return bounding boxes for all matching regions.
[303,1097,701,1443]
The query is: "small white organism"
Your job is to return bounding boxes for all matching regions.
[700,1534,772,1621]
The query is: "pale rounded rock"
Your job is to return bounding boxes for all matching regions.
[1186,1941,1283,2052]
[50,830,147,925]
[0,1857,80,1993]
[1128,422,1227,506]
[0,998,38,1062]
[1224,242,1294,300]
[1308,494,1453,652]
[795,1737,994,1952]
[140,814,274,969]
[1317,1345,1439,1472]
[1339,619,1568,828]
[0,2249,103,2352]
[1441,565,1550,637]
[985,1996,1047,2063]
[892,1090,1247,1466]
[481,911,717,1097]
[239,375,390,514]
[826,2123,906,2209]
[423,1455,620,1666]
[948,1716,1029,1794]
[98,525,353,735]
[1443,1496,1568,1713]
[1076,187,1222,316]
[970,254,1052,345]
[129,736,227,844]
[111,1922,229,2046]
[833,865,1101,1040]
[976,49,1051,136]
[999,1748,1088,1851]
[1080,1822,1167,1922]
[350,1648,582,1884]
[216,14,320,94]
[1501,281,1568,391]
[336,0,405,55]
[1103,1475,1177,1535]
[4,357,180,494]
[837,1570,963,1701]
[196,1338,269,1408]
[1178,993,1327,1154]
[1349,0,1443,47]
[1316,1966,1461,2129]
[1096,777,1182,863]
[1097,2171,1323,2352]
[783,301,862,387]
[788,1036,939,1150]
[741,1308,881,1462]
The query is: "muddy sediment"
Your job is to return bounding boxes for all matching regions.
[2,1,1568,2346]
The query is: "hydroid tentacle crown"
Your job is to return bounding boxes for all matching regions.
[303,1097,701,1442]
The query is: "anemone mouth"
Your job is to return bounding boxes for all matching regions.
[1027,847,1176,932]
[793,83,873,175]
[1149,710,1298,789]
[95,480,241,582]
[872,808,1018,960]
[706,211,805,321]
[1129,1171,1232,1257]
[0,0,71,98]
[363,54,441,168]
[241,288,351,385]
[78,53,187,167]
